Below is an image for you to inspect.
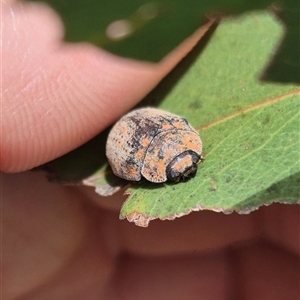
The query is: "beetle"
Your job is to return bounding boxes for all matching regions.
[106,108,203,183]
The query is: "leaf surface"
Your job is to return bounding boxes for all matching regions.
[25,0,300,82]
[118,12,300,226]
[41,12,299,227]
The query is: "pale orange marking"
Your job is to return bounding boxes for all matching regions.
[182,133,202,152]
[172,121,185,129]
[135,148,145,160]
[124,165,139,178]
[162,123,174,130]
[141,137,151,147]
[172,155,193,173]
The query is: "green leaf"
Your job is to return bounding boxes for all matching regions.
[118,12,300,226]
[120,93,300,226]
[25,0,299,83]
[41,12,299,227]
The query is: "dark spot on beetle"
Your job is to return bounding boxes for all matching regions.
[157,148,165,160]
[161,115,176,127]
[125,156,136,165]
[182,118,189,125]
[132,137,141,148]
[129,116,142,127]
[130,116,160,137]
[127,136,142,151]
[129,149,136,155]
[152,165,158,173]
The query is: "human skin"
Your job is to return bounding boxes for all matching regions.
[2,1,300,300]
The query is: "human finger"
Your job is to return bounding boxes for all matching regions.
[2,1,210,172]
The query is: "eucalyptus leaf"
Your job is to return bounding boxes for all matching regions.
[118,12,299,226]
[41,12,299,227]
[25,0,300,83]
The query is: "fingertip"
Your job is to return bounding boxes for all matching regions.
[2,2,211,172]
